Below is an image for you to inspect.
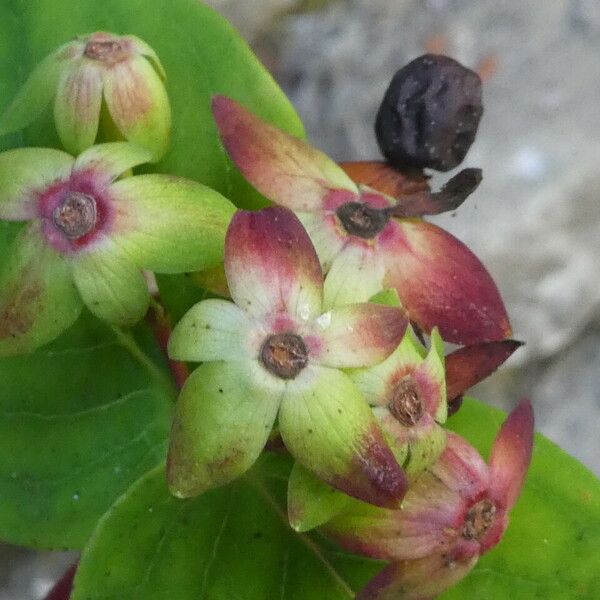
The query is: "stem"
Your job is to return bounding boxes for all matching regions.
[110,324,176,395]
[146,298,189,390]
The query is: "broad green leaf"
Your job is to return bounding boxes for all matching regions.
[72,454,382,600]
[0,0,304,209]
[0,313,175,549]
[0,1,26,152]
[441,398,600,599]
[155,273,217,327]
[73,399,600,599]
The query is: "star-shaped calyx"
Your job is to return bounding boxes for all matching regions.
[167,206,411,507]
[325,400,534,600]
[0,142,234,355]
[287,321,447,532]
[212,95,511,346]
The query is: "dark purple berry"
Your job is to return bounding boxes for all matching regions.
[375,54,483,172]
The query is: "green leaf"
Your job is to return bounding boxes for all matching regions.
[0,1,27,152]
[155,273,214,325]
[74,399,600,598]
[73,454,382,600]
[0,313,175,549]
[441,398,600,599]
[0,0,304,209]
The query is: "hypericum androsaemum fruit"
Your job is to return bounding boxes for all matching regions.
[212,95,510,346]
[375,54,483,172]
[325,400,534,600]
[0,32,171,161]
[287,325,448,533]
[0,142,234,356]
[349,327,448,475]
[167,206,411,508]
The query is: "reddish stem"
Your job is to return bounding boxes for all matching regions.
[44,562,78,600]
[146,299,189,390]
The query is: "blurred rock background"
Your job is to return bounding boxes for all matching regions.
[4,0,600,597]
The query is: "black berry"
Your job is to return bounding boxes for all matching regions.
[375,54,483,172]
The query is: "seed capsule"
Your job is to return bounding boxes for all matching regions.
[52,192,97,240]
[375,54,483,172]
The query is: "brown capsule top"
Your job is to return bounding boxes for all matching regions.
[260,333,309,380]
[84,34,130,64]
[387,376,424,427]
[462,499,496,541]
[52,192,97,240]
[336,201,389,239]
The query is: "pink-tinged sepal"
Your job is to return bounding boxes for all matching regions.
[225,206,323,320]
[489,399,534,509]
[357,555,478,600]
[312,303,409,368]
[446,340,524,402]
[383,219,511,345]
[279,366,408,508]
[342,422,410,508]
[325,470,459,560]
[340,161,430,199]
[212,95,358,211]
[102,54,171,162]
[429,432,489,497]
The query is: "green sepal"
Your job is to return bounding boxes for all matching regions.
[111,175,235,273]
[0,223,82,356]
[167,361,283,498]
[279,366,407,508]
[73,142,152,182]
[368,288,402,308]
[54,60,103,154]
[71,240,150,326]
[287,462,350,532]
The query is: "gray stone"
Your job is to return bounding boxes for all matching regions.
[532,326,600,474]
[0,545,75,600]
[207,0,301,42]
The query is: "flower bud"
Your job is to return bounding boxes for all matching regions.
[0,32,171,161]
